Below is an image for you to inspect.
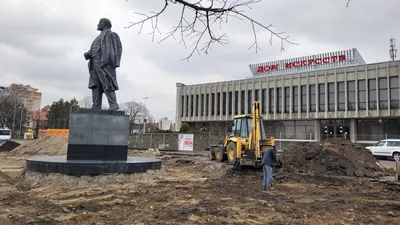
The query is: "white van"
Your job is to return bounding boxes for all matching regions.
[365,139,400,161]
[0,128,11,144]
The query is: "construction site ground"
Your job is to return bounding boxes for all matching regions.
[0,138,399,224]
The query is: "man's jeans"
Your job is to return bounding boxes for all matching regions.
[263,165,272,188]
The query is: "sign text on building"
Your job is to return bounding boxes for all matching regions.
[256,54,347,73]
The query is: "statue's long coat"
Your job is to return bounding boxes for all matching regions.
[88,28,122,92]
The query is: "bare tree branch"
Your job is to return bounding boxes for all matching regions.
[125,0,299,61]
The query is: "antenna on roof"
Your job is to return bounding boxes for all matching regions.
[389,37,397,61]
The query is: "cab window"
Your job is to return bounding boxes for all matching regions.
[240,118,249,139]
[234,119,241,136]
[375,141,386,147]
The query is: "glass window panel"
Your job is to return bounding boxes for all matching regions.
[319,84,325,111]
[369,79,377,109]
[309,85,316,112]
[285,87,290,113]
[261,89,266,114]
[379,78,387,89]
[293,86,298,112]
[276,88,282,113]
[301,85,307,112]
[328,83,335,111]
[337,82,345,111]
[390,76,399,88]
[269,88,274,113]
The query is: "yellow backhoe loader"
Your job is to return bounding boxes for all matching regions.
[207,101,275,167]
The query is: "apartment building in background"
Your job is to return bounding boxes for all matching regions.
[5,84,42,129]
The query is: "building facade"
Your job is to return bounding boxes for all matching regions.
[5,84,42,129]
[175,49,400,144]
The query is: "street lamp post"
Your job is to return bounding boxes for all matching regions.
[18,106,23,139]
[143,97,148,134]
[11,103,17,137]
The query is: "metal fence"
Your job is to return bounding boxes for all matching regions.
[128,132,399,152]
[128,132,226,151]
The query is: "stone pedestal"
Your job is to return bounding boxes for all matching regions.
[67,108,129,160]
[25,108,162,175]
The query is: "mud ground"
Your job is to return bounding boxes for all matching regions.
[0,150,399,225]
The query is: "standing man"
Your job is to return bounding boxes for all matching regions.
[261,146,277,190]
[84,18,123,110]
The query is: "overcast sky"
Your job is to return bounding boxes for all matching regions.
[1,0,399,121]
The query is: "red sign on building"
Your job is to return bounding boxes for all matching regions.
[249,49,366,76]
[256,55,347,73]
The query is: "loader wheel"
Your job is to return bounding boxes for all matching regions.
[227,142,239,166]
[208,151,216,161]
[215,146,225,162]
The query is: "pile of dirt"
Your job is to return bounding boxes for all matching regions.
[11,136,68,156]
[0,141,21,152]
[277,139,392,178]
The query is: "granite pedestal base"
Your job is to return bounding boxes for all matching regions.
[26,156,162,175]
[67,108,129,161]
[25,108,162,176]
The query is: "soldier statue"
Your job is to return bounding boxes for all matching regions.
[84,18,122,110]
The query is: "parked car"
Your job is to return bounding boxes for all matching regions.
[365,139,400,161]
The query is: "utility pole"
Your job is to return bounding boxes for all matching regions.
[390,37,397,61]
[19,106,23,139]
[143,97,148,134]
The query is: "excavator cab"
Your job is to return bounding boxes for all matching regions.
[208,101,275,167]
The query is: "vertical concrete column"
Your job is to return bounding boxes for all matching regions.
[350,119,357,143]
[314,119,321,141]
[208,86,212,120]
[232,81,236,118]
[193,87,197,119]
[188,86,192,118]
[203,86,206,120]
[175,83,185,131]
[219,83,223,120]
[238,81,242,115]
[245,79,248,114]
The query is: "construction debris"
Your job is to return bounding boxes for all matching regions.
[0,139,399,224]
[277,139,393,178]
[0,141,21,152]
[11,136,68,156]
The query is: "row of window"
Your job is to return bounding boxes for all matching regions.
[180,76,400,117]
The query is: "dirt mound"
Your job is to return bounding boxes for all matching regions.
[0,141,21,152]
[277,139,391,178]
[11,136,68,156]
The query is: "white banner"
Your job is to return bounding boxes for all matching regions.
[178,134,194,151]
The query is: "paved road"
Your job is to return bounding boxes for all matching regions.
[379,160,397,171]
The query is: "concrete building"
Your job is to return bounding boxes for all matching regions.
[32,105,51,129]
[6,84,42,112]
[5,84,42,129]
[175,49,400,144]
[159,119,173,131]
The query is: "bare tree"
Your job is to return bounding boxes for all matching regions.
[78,96,92,109]
[121,101,151,134]
[125,0,298,61]
[0,95,27,133]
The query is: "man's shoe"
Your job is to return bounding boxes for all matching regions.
[262,186,266,190]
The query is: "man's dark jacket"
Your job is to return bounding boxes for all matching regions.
[261,147,277,166]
